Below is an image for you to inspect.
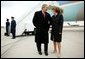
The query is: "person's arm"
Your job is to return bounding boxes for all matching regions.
[15,21,16,28]
[6,22,7,27]
[8,22,10,26]
[14,20,16,28]
[33,12,38,27]
[47,14,52,29]
[59,15,64,34]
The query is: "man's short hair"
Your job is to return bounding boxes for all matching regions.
[11,16,14,18]
[42,4,48,9]
[6,18,9,21]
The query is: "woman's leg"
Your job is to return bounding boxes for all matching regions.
[58,42,61,55]
[57,42,61,57]
[53,41,57,53]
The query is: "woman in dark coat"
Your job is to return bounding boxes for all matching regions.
[51,6,63,57]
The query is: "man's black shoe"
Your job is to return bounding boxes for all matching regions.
[45,52,48,56]
[38,52,42,55]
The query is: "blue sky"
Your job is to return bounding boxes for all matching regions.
[1,1,84,26]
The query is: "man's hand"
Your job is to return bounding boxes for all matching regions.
[59,33,62,34]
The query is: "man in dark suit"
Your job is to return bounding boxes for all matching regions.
[11,16,16,39]
[33,4,52,56]
[6,18,10,36]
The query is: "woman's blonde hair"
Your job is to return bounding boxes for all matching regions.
[52,6,63,14]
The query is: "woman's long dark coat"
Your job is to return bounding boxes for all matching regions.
[51,14,63,42]
[33,11,52,43]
